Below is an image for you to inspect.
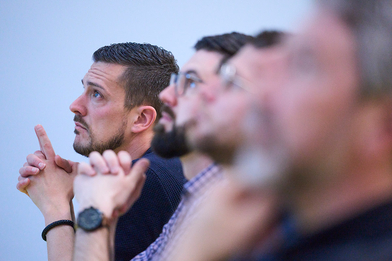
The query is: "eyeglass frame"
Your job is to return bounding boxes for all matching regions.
[170,72,204,97]
[219,63,254,93]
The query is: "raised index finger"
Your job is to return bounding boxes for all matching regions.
[34,124,55,160]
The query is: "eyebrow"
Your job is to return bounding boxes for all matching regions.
[183,69,200,77]
[81,79,105,90]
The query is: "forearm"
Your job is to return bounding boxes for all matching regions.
[73,227,111,261]
[167,237,227,261]
[46,225,75,261]
[44,208,75,261]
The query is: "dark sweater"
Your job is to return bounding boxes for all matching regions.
[256,200,392,261]
[114,148,186,261]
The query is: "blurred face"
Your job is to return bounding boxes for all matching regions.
[70,62,136,156]
[237,9,360,188]
[274,9,359,178]
[152,50,224,158]
[192,45,286,164]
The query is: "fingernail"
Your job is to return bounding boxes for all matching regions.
[38,163,46,169]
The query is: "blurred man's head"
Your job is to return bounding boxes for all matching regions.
[152,32,253,158]
[70,42,178,156]
[187,31,285,165]
[278,0,392,188]
[237,0,392,193]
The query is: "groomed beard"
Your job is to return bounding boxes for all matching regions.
[193,134,236,165]
[151,123,190,159]
[73,115,126,157]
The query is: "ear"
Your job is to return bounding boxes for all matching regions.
[361,98,392,158]
[130,105,157,133]
[382,99,392,149]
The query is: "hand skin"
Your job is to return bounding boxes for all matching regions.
[17,147,77,195]
[16,125,77,261]
[73,150,149,261]
[17,125,77,220]
[168,175,279,261]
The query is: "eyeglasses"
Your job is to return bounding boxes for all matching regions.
[219,63,253,93]
[170,72,204,97]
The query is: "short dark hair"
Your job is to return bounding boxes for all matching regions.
[194,32,254,58]
[250,30,286,49]
[93,42,179,118]
[194,32,254,71]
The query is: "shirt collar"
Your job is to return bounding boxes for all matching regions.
[182,163,222,196]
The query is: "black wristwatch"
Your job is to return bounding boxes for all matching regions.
[77,207,109,231]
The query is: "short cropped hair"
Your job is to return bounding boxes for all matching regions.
[93,43,179,117]
[193,32,254,70]
[318,0,392,98]
[194,32,254,58]
[251,30,285,48]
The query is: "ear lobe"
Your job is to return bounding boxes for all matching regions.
[131,106,157,133]
[383,101,392,145]
[366,99,392,156]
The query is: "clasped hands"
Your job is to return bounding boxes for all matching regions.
[17,124,149,225]
[75,150,149,223]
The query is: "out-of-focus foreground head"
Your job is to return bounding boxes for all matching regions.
[237,0,392,194]
[151,32,253,159]
[187,31,285,165]
[318,0,392,98]
[70,42,178,156]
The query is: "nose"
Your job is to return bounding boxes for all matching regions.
[159,84,178,107]
[69,94,87,116]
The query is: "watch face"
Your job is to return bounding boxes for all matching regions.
[77,207,103,231]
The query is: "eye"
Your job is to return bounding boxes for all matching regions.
[92,90,102,98]
[289,45,318,77]
[185,75,198,90]
[188,79,197,89]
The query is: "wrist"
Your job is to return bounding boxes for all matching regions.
[77,206,112,232]
[43,204,73,226]
[42,220,75,241]
[78,199,114,221]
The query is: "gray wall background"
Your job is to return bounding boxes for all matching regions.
[0,1,311,260]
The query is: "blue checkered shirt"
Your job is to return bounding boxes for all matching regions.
[131,164,222,261]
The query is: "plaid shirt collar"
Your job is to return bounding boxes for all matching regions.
[182,163,222,197]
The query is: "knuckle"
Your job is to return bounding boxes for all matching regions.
[89,151,100,161]
[103,150,115,159]
[26,154,34,161]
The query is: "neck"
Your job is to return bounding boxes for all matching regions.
[180,152,214,180]
[289,161,392,235]
[116,130,154,160]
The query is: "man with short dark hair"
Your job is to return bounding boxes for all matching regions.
[17,42,185,261]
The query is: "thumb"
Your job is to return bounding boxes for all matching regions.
[55,155,74,173]
[129,159,150,180]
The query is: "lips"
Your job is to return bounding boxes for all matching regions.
[161,111,174,122]
[161,105,176,120]
[75,122,88,131]
[73,115,89,132]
